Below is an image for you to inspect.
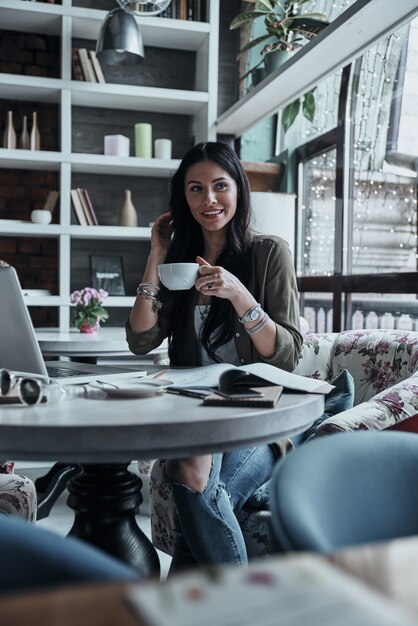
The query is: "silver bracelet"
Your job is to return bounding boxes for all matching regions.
[245,313,270,335]
[136,288,162,312]
[137,282,160,295]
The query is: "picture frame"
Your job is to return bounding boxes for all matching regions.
[90,255,126,295]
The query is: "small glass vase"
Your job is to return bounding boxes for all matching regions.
[79,318,100,334]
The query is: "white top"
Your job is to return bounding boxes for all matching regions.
[194,306,240,366]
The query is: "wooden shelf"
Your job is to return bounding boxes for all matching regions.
[243,161,284,192]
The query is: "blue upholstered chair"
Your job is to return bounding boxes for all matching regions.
[0,515,139,596]
[269,431,418,552]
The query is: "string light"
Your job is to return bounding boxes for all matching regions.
[289,2,417,279]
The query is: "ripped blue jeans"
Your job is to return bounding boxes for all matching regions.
[166,445,276,571]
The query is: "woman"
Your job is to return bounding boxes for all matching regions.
[126,141,302,570]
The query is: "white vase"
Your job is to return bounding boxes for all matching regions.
[31,209,52,225]
[118,189,138,227]
[30,111,41,151]
[3,110,16,149]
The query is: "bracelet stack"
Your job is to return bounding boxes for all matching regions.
[136,282,162,313]
[244,313,270,335]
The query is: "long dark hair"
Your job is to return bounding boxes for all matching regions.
[166,141,254,362]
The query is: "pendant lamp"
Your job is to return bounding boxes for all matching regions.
[96,7,144,66]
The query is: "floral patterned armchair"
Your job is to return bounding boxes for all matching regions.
[146,329,418,559]
[0,461,37,521]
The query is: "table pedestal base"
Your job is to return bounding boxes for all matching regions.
[67,463,160,578]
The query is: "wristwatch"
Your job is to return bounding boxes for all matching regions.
[238,304,262,324]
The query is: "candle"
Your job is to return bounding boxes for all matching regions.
[134,123,152,158]
[154,138,172,160]
[104,134,130,157]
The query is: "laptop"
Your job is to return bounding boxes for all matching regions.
[0,265,146,385]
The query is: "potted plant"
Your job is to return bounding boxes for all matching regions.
[230,0,329,131]
[70,287,109,333]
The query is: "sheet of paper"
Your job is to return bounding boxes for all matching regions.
[127,556,418,626]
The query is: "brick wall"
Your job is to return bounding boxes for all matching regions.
[0,30,59,325]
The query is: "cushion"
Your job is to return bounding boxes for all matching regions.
[245,369,355,509]
[386,413,418,433]
[292,369,355,446]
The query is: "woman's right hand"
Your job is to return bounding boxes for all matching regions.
[150,212,173,258]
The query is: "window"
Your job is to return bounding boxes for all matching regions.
[291,16,418,331]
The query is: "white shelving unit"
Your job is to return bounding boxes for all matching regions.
[0,0,219,329]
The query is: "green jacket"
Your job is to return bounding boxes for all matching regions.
[126,236,302,372]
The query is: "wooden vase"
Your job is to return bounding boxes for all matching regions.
[118,189,138,227]
[19,115,30,149]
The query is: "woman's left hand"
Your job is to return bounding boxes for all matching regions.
[196,256,245,303]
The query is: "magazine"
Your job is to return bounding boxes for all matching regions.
[150,362,334,395]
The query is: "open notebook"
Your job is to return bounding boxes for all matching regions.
[0,265,145,385]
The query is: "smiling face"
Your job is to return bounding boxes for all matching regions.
[184,160,238,236]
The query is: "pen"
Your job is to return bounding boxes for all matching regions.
[166,387,211,399]
[153,370,168,380]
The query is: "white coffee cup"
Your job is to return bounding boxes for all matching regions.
[31,209,52,225]
[158,263,199,290]
[154,138,172,160]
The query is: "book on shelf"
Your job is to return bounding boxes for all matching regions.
[77,48,97,83]
[70,189,88,226]
[162,0,205,21]
[153,362,335,395]
[81,189,99,225]
[179,0,187,20]
[71,48,84,81]
[88,50,106,84]
[42,190,59,214]
[75,188,99,226]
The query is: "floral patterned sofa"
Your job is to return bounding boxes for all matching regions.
[146,329,418,559]
[0,461,37,521]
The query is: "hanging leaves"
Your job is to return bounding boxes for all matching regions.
[282,99,300,132]
[281,88,317,133]
[302,89,316,122]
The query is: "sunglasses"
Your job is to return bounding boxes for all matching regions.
[0,369,48,406]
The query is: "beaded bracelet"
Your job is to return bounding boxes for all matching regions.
[136,288,162,312]
[244,313,270,335]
